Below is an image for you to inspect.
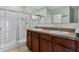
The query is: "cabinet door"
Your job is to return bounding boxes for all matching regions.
[27,31,31,49]
[40,39,52,52]
[76,41,79,52]
[31,32,39,52]
[53,36,76,50]
[53,44,74,52]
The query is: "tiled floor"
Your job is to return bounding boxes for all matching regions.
[5,43,31,52]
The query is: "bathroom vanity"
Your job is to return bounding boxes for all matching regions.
[26,28,79,52]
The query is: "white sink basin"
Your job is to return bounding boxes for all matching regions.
[59,31,69,35]
[49,31,70,35]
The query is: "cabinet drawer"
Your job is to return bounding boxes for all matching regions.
[32,32,39,37]
[40,34,52,42]
[53,36,76,50]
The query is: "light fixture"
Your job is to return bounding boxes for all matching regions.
[32,15,37,20]
[32,15,44,20]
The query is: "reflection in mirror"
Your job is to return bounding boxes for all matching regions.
[53,14,62,23]
[35,6,79,24]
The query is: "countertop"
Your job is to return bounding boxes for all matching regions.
[27,28,79,41]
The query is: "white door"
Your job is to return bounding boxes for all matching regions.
[0,10,6,48]
[19,14,29,43]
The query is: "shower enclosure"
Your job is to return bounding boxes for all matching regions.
[0,9,30,51]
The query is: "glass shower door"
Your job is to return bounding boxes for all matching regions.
[0,10,6,49]
[0,10,30,51]
[5,11,19,47]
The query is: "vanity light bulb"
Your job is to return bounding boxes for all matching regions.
[32,15,36,19]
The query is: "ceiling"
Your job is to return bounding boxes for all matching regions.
[24,6,64,13]
[24,6,79,13]
[0,6,78,14]
[25,6,67,10]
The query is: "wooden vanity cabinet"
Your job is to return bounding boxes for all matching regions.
[27,30,32,49]
[27,30,77,52]
[40,34,53,52]
[31,32,40,52]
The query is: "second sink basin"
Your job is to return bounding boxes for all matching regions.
[49,31,70,35]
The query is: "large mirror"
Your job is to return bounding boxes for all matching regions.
[34,6,79,24]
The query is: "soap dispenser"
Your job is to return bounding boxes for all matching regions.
[75,24,79,37]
